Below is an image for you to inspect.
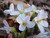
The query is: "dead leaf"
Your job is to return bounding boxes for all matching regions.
[8,33,14,38]
[9,1,30,8]
[6,19,14,27]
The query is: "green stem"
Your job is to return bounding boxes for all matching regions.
[29,28,32,35]
[22,29,27,38]
[25,13,29,16]
[14,31,17,38]
[34,23,38,32]
[14,15,18,18]
[33,20,38,33]
[31,11,35,17]
[11,26,17,38]
[30,8,37,17]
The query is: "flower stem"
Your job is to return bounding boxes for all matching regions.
[31,11,35,17]
[22,29,27,38]
[11,26,17,38]
[33,20,38,33]
[14,15,18,18]
[25,13,29,16]
[30,8,37,17]
[14,31,17,38]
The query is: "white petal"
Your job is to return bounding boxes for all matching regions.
[34,17,38,22]
[39,20,48,27]
[16,16,23,24]
[3,20,9,27]
[38,32,48,36]
[0,28,5,30]
[18,13,25,20]
[17,3,24,11]
[24,15,30,21]
[27,21,35,28]
[4,10,12,14]
[32,5,36,9]
[10,11,20,15]
[24,7,33,13]
[19,24,26,31]
[37,32,48,37]
[6,30,10,34]
[9,3,14,11]
[38,10,48,20]
[27,3,31,6]
[35,10,40,13]
[4,27,10,34]
[38,24,45,33]
[16,14,25,24]
[39,9,44,13]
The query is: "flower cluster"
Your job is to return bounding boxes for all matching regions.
[0,3,48,34]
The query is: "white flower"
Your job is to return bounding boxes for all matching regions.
[17,3,24,11]
[16,14,35,31]
[34,10,48,33]
[0,20,12,34]
[31,5,40,14]
[4,3,20,15]
[17,3,33,13]
[35,32,49,38]
[10,11,20,15]
[37,9,48,20]
[24,7,33,13]
[25,4,37,13]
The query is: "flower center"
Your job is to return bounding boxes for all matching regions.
[37,20,42,23]
[20,10,24,14]
[23,22,27,26]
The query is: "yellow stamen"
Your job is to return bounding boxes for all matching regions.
[20,10,24,14]
[37,20,42,23]
[23,22,27,26]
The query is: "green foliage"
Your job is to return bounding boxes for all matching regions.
[14,31,17,38]
[34,23,38,32]
[11,26,17,38]
[14,15,18,18]
[0,9,5,17]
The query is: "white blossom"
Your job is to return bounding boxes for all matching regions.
[17,3,33,13]
[0,20,12,34]
[16,13,35,31]
[35,32,49,38]
[34,9,48,33]
[4,3,20,15]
